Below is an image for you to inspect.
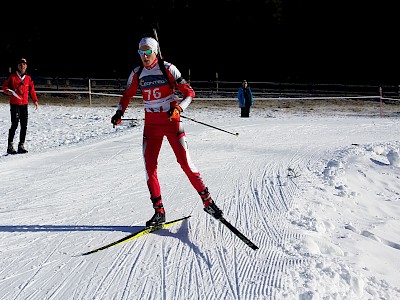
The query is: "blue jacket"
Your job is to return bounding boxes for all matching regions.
[237,86,254,108]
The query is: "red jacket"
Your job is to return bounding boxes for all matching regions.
[2,72,38,105]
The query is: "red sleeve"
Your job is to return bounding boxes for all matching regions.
[176,79,195,99]
[119,72,139,114]
[2,75,11,93]
[28,77,38,102]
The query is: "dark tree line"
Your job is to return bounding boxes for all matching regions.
[1,1,398,84]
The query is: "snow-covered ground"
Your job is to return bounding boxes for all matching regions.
[1,100,400,300]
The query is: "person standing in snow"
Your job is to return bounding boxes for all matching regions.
[111,37,223,227]
[2,58,39,154]
[237,80,254,117]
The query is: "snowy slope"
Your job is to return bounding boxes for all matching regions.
[1,102,400,300]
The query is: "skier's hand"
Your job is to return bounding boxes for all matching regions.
[168,105,183,121]
[111,110,123,125]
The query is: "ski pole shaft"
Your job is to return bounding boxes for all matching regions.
[181,115,239,136]
[113,118,141,128]
[153,27,162,58]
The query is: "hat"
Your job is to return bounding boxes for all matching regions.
[18,58,27,64]
[138,37,158,55]
[242,80,247,83]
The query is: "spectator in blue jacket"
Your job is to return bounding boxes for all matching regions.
[237,80,254,117]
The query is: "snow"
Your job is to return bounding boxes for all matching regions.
[1,100,400,300]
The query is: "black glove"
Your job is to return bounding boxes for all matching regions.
[111,110,123,125]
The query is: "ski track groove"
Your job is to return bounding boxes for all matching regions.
[120,233,160,299]
[166,239,184,298]
[1,140,121,204]
[29,259,84,300]
[183,247,194,299]
[250,167,281,244]
[95,253,131,299]
[0,256,19,284]
[174,241,198,299]
[129,237,157,300]
[111,225,192,299]
[161,239,166,300]
[191,247,209,299]
[94,234,151,299]
[232,247,241,300]
[0,257,60,286]
[215,244,237,299]
[69,260,99,300]
[181,220,213,299]
[207,263,221,300]
[11,233,69,300]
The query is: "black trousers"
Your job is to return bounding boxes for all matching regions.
[8,104,28,144]
[241,106,250,118]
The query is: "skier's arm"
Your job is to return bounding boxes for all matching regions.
[118,71,139,114]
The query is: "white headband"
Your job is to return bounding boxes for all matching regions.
[138,37,158,55]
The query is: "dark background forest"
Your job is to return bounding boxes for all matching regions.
[1,1,398,85]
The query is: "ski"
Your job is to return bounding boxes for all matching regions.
[79,215,191,256]
[218,217,259,250]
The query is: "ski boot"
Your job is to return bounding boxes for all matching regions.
[200,188,223,220]
[146,211,165,228]
[146,196,166,227]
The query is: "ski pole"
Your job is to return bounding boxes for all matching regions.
[153,27,162,58]
[181,115,239,136]
[152,26,238,137]
[113,118,141,128]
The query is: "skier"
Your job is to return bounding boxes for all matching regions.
[111,37,223,227]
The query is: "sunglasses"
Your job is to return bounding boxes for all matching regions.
[138,49,154,55]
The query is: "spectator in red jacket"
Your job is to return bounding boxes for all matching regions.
[2,58,39,154]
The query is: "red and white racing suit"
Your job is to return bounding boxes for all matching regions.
[117,58,207,204]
